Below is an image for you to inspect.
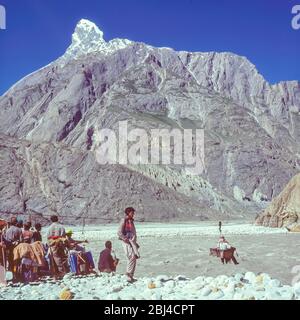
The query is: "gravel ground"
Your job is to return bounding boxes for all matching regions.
[1,221,299,300]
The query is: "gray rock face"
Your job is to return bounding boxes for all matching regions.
[0,135,220,223]
[0,19,299,222]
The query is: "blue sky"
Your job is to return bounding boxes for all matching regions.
[0,0,299,95]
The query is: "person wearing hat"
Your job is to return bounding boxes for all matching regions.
[65,230,88,252]
[118,207,140,283]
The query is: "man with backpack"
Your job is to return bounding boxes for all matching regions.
[117,207,140,283]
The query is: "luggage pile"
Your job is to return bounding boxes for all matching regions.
[69,251,95,275]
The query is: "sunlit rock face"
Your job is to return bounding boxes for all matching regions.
[255,173,300,230]
[0,19,299,222]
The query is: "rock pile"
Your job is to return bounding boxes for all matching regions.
[0,272,299,300]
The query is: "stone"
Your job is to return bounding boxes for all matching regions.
[201,287,212,296]
[244,272,256,283]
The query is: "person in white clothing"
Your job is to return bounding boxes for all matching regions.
[217,236,239,265]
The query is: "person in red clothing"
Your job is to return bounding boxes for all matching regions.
[118,207,140,283]
[98,241,119,273]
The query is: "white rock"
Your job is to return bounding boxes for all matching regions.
[267,279,281,288]
[244,272,256,284]
[164,280,175,289]
[111,285,124,293]
[234,273,243,282]
[265,291,282,300]
[151,292,162,300]
[278,286,294,300]
[293,282,300,296]
[201,287,212,296]
[210,290,224,300]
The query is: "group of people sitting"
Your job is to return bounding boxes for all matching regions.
[0,214,122,284]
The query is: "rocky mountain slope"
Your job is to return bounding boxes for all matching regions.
[0,19,299,222]
[255,173,300,230]
[0,134,221,223]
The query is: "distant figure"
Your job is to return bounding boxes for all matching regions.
[22,223,34,244]
[118,207,140,283]
[47,215,66,240]
[98,241,119,273]
[217,236,239,265]
[32,223,42,242]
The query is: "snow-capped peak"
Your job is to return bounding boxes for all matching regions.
[72,19,105,46]
[62,19,132,62]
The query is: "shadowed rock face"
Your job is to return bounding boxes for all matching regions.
[0,20,299,222]
[0,134,223,223]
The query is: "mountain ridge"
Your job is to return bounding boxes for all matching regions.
[0,19,299,222]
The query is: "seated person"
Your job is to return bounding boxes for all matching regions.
[217,236,231,251]
[65,230,88,252]
[98,241,119,273]
[217,236,239,265]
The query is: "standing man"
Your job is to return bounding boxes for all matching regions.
[47,215,68,278]
[118,207,140,283]
[47,215,66,239]
[32,223,42,242]
[4,217,23,273]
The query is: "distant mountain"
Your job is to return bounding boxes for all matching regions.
[0,19,299,222]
